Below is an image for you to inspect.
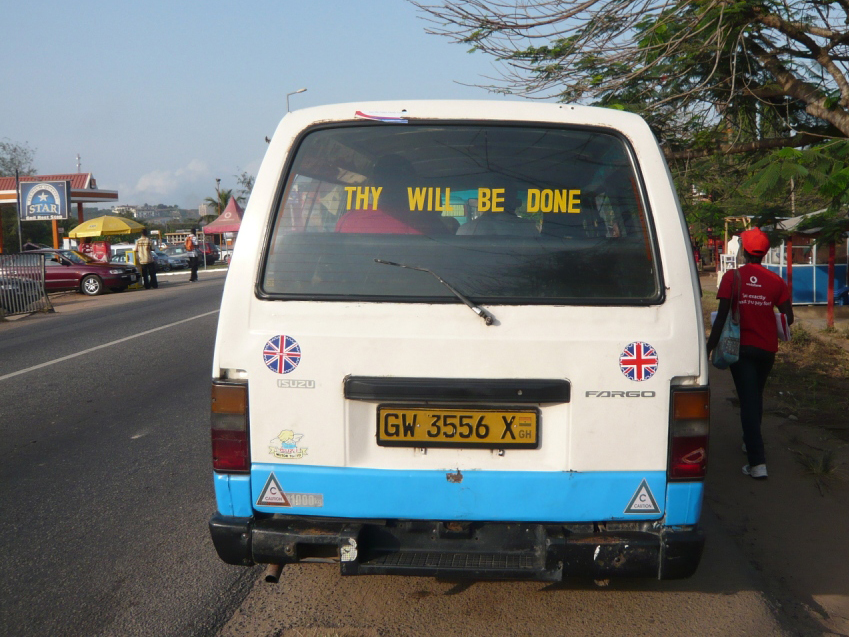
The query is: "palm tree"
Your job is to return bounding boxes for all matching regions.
[204,188,234,216]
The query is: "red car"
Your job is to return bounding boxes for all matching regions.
[196,241,220,265]
[25,249,140,295]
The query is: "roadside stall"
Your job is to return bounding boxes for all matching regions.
[68,215,146,289]
[717,212,848,305]
[763,212,849,305]
[201,196,243,262]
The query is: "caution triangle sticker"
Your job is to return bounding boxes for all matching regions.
[256,473,291,507]
[624,478,660,514]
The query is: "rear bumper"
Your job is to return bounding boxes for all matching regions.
[209,514,704,581]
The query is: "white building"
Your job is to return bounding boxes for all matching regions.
[112,205,137,217]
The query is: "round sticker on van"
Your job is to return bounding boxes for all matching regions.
[263,335,302,374]
[619,341,658,382]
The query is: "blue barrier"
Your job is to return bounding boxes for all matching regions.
[765,264,849,305]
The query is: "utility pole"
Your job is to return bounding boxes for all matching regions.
[207,178,221,272]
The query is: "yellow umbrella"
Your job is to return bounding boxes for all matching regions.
[68,215,146,238]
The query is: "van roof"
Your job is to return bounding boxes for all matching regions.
[282,100,648,130]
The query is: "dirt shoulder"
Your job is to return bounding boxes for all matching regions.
[701,272,849,635]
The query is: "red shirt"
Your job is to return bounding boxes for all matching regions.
[717,264,789,352]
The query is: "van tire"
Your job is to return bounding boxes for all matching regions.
[81,275,104,296]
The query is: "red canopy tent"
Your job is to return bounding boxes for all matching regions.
[203,197,244,234]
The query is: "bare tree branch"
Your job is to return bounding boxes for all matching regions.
[412,0,849,147]
[664,132,821,160]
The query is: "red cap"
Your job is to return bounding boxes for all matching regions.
[740,228,770,256]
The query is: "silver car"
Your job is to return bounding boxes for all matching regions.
[154,250,189,271]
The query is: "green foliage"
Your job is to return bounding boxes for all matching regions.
[671,146,829,242]
[204,188,236,215]
[744,141,849,236]
[686,200,728,243]
[1,216,78,251]
[746,150,813,199]
[235,171,254,201]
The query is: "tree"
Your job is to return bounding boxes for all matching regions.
[0,138,36,176]
[413,1,849,157]
[1,139,38,251]
[204,188,235,216]
[235,171,255,201]
[675,144,829,229]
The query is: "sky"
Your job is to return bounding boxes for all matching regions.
[0,0,518,210]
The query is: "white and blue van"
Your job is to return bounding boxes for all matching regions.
[209,101,709,581]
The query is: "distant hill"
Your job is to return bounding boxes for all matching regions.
[82,206,198,221]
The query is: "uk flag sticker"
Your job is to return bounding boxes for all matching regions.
[263,335,301,374]
[619,341,658,382]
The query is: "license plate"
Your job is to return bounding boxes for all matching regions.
[377,406,539,449]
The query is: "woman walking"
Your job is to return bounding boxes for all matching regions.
[707,228,794,479]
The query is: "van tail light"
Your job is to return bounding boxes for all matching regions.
[668,388,710,480]
[211,381,249,473]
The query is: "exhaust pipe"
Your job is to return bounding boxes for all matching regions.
[264,563,283,583]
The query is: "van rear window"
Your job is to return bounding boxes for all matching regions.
[261,124,660,304]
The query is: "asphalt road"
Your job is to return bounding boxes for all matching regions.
[0,274,807,636]
[0,273,258,636]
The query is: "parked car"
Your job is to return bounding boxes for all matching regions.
[109,243,136,265]
[153,250,188,271]
[197,241,219,265]
[164,243,218,266]
[22,249,139,295]
[109,244,184,272]
[216,245,233,264]
[163,245,191,260]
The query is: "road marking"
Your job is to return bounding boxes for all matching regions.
[0,310,219,382]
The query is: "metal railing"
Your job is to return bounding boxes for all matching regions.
[0,253,53,317]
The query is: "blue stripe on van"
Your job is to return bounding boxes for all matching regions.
[214,473,253,517]
[664,481,704,526]
[248,464,673,522]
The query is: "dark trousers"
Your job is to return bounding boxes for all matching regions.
[189,256,199,281]
[729,346,776,467]
[141,262,158,289]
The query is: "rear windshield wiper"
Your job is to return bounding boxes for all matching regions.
[374,259,495,326]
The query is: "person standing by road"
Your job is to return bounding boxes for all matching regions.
[135,228,158,290]
[707,228,794,480]
[186,228,199,282]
